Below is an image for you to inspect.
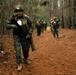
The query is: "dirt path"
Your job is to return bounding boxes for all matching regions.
[0,29,76,75]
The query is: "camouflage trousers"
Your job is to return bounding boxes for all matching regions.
[53,28,58,38]
[51,27,59,38]
[13,35,30,64]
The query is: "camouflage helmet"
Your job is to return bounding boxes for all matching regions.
[53,17,57,20]
[14,5,24,12]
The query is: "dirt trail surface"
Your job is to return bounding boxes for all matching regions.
[0,29,76,75]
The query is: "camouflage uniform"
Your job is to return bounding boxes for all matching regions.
[35,20,42,36]
[44,21,47,31]
[49,20,54,34]
[6,8,34,64]
[50,17,60,38]
[41,20,45,33]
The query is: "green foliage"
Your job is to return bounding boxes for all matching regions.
[0,0,4,4]
[0,0,75,30]
[34,4,50,20]
[35,6,42,13]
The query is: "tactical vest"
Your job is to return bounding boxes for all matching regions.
[12,14,29,37]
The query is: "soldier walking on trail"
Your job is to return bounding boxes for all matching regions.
[50,17,60,38]
[41,20,47,33]
[35,19,42,36]
[44,20,47,31]
[41,20,45,33]
[6,5,35,71]
[49,19,54,34]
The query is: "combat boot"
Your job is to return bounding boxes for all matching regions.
[17,63,22,71]
[57,33,59,38]
[31,45,36,52]
[24,59,30,65]
[53,33,55,37]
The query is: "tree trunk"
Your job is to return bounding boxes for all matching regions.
[60,0,64,28]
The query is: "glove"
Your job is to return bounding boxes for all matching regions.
[26,34,31,38]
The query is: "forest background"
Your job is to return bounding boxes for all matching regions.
[0,0,76,35]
